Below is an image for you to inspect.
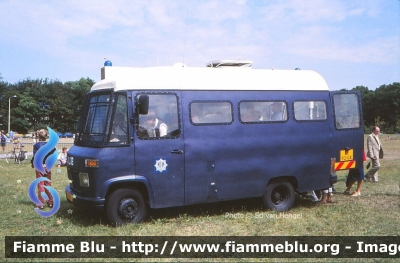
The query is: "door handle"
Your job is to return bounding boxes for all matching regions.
[171,150,183,154]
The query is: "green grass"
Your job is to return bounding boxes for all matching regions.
[1,135,399,262]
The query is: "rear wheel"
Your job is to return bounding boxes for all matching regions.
[18,151,27,164]
[105,188,148,226]
[263,180,295,211]
[6,152,15,164]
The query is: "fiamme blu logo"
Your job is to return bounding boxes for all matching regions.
[27,127,60,217]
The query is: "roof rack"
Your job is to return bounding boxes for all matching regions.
[206,60,253,68]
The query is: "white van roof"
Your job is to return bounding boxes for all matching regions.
[92,66,329,92]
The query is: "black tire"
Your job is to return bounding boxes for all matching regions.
[18,151,27,164]
[263,180,295,211]
[105,188,147,226]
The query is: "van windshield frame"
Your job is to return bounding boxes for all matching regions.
[74,90,129,147]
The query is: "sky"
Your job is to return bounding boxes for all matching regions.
[0,0,399,91]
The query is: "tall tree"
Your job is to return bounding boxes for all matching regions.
[2,77,93,133]
[12,89,40,133]
[373,83,400,133]
[352,82,400,133]
[64,77,93,132]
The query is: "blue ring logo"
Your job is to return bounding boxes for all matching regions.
[28,177,60,217]
[34,127,59,174]
[28,127,60,217]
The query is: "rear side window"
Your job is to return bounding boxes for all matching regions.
[294,101,327,121]
[239,101,287,123]
[190,101,233,125]
[333,93,361,129]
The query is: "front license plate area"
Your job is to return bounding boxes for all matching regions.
[66,192,73,202]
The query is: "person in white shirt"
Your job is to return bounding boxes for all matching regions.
[57,147,68,167]
[143,111,168,137]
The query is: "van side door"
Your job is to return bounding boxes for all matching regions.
[330,91,364,174]
[133,92,185,208]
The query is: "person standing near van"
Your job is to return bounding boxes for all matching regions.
[1,130,7,151]
[31,129,55,209]
[57,147,68,167]
[34,131,39,144]
[365,126,383,182]
[344,149,367,196]
[344,168,364,196]
[9,130,14,140]
[319,187,333,204]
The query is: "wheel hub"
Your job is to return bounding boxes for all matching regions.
[272,188,286,204]
[118,198,139,219]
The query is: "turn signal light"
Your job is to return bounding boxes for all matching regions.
[85,159,99,168]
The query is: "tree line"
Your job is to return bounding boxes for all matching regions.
[351,82,400,134]
[0,73,399,134]
[0,76,94,134]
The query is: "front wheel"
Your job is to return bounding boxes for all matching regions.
[105,188,148,226]
[263,180,295,211]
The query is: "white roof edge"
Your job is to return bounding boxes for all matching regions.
[92,66,329,92]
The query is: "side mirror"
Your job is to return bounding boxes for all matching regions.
[137,95,149,115]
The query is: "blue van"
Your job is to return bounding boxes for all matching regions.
[65,60,364,225]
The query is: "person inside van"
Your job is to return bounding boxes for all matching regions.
[113,112,127,134]
[242,103,261,122]
[143,111,168,137]
[110,112,128,142]
[270,102,284,121]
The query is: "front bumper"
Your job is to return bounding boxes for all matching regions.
[65,185,105,212]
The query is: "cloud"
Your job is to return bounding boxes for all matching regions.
[0,0,397,87]
[190,0,248,21]
[259,0,346,23]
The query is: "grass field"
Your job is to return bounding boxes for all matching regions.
[0,135,399,262]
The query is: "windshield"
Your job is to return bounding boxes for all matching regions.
[75,91,129,147]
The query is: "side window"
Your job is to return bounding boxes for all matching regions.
[333,93,361,129]
[239,101,287,123]
[109,94,128,144]
[190,101,233,125]
[294,101,327,121]
[137,94,180,139]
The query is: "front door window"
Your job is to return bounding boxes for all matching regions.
[137,94,180,139]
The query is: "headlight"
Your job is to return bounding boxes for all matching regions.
[67,156,74,166]
[79,173,89,187]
